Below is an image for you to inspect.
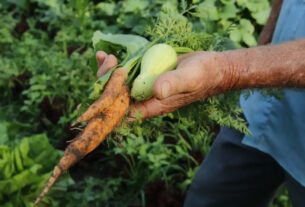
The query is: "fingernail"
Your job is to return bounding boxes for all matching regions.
[97,70,101,78]
[97,69,104,78]
[161,81,171,98]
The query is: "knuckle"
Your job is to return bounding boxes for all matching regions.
[96,51,107,63]
[108,54,118,63]
[96,51,107,56]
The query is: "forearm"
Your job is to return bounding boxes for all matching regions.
[222,38,305,90]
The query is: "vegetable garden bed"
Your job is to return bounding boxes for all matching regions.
[0,0,292,206]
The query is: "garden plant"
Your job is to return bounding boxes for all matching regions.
[0,0,292,206]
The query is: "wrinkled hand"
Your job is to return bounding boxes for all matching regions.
[96,50,228,120]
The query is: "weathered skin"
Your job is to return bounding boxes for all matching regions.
[222,38,305,91]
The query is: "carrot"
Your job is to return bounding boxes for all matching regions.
[73,68,128,125]
[34,86,130,205]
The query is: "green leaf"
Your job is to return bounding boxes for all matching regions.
[89,67,115,100]
[0,133,71,206]
[90,32,150,98]
[236,0,271,25]
[96,2,116,16]
[123,0,149,13]
[162,0,178,11]
[251,6,271,25]
[230,29,241,42]
[92,31,149,58]
[242,32,257,47]
[240,18,255,33]
[230,19,257,47]
[220,0,235,4]
[219,3,240,20]
[197,0,219,21]
[0,121,31,145]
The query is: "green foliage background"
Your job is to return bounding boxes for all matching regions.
[0,0,292,206]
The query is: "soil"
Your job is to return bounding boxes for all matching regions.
[40,96,66,124]
[144,179,185,207]
[14,15,29,35]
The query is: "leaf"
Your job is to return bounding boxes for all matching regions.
[0,133,71,206]
[230,29,241,42]
[30,84,47,91]
[236,0,271,25]
[0,121,31,145]
[251,6,271,25]
[220,0,235,4]
[229,19,257,47]
[96,2,116,16]
[90,32,150,98]
[25,134,62,171]
[92,31,149,58]
[219,3,240,20]
[162,0,179,11]
[123,56,141,72]
[89,67,116,100]
[242,32,256,47]
[123,0,149,13]
[197,0,219,21]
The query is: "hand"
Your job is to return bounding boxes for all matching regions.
[96,50,229,120]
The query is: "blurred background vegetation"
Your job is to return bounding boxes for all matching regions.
[0,0,292,206]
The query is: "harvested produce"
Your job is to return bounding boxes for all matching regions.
[73,68,128,125]
[35,26,207,204]
[131,44,178,101]
[34,70,130,205]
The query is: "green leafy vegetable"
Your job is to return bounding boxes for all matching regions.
[1,1,288,206]
[0,134,73,207]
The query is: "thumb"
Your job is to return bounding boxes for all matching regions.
[153,68,197,100]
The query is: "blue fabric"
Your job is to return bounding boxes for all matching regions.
[184,127,305,207]
[240,0,305,187]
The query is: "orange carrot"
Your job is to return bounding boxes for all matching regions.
[34,86,130,205]
[73,68,128,125]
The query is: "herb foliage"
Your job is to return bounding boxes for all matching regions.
[0,0,291,206]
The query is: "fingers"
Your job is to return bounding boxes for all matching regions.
[153,68,200,100]
[129,98,164,120]
[129,90,199,120]
[177,51,203,64]
[96,51,107,68]
[96,52,118,78]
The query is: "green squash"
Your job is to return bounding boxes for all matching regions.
[131,44,177,101]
